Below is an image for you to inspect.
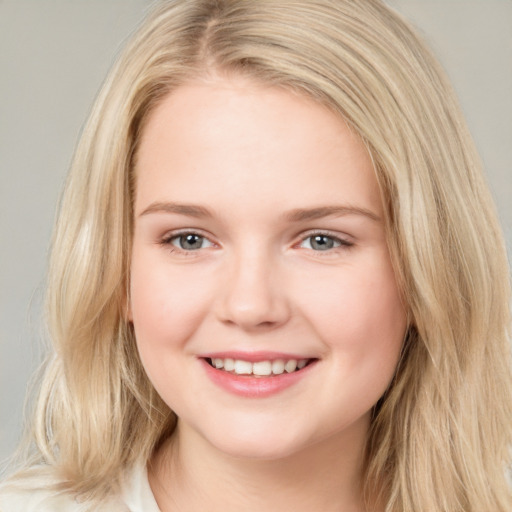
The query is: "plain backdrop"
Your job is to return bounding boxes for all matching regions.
[1,0,511,463]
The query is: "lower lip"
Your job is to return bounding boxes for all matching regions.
[200,359,317,398]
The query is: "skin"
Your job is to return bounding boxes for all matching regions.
[129,74,407,511]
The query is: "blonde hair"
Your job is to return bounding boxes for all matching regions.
[8,1,512,510]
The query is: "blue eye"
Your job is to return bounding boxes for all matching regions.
[300,234,349,251]
[169,233,213,251]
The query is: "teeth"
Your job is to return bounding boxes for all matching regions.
[285,359,297,373]
[223,358,235,371]
[253,361,272,376]
[209,358,310,376]
[272,359,285,375]
[234,360,252,375]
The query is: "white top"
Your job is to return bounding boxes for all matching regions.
[0,465,161,512]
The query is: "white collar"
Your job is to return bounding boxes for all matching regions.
[121,464,161,512]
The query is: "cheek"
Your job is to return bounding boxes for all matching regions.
[128,255,218,403]
[301,258,406,422]
[129,252,212,356]
[299,255,406,367]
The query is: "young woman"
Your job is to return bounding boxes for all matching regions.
[1,1,511,511]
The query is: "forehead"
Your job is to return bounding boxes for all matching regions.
[134,75,382,220]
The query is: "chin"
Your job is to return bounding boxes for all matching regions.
[197,420,317,461]
[213,439,307,461]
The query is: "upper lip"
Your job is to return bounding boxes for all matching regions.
[199,351,316,362]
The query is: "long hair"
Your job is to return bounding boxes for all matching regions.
[6,1,512,510]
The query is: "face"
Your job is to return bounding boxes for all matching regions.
[130,75,407,460]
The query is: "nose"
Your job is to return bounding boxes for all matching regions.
[215,248,291,331]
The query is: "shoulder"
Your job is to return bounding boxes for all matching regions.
[0,463,159,512]
[0,467,128,512]
[0,486,82,512]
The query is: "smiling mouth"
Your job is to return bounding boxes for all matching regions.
[205,357,316,377]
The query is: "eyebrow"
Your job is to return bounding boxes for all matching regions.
[282,205,381,223]
[138,201,381,222]
[139,201,213,218]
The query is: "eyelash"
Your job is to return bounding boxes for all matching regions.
[297,230,354,253]
[160,230,214,256]
[159,230,354,256]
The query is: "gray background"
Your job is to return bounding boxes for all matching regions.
[1,0,511,463]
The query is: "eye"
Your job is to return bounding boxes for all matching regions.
[299,233,351,251]
[166,232,214,251]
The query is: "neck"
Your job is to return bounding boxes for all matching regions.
[149,417,370,512]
